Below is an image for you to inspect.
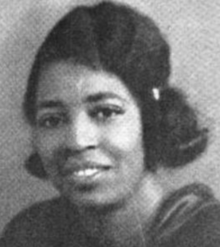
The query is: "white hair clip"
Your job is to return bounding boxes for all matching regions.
[152,88,160,101]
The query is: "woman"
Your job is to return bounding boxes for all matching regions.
[1,1,220,247]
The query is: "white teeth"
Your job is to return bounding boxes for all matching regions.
[74,168,99,177]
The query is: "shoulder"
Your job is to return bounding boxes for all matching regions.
[1,197,70,247]
[152,183,220,247]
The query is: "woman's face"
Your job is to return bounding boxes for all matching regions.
[34,61,145,207]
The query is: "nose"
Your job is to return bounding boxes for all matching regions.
[66,112,98,151]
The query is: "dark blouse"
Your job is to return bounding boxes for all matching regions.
[1,183,220,247]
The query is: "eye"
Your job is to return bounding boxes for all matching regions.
[89,105,125,122]
[37,113,67,129]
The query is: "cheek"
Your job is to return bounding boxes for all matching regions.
[104,121,143,158]
[35,133,65,182]
[35,132,64,162]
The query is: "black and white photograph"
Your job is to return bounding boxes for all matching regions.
[0,1,220,246]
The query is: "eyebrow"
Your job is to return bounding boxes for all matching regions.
[85,92,126,103]
[36,100,65,110]
[36,92,126,111]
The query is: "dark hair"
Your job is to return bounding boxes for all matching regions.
[23,1,208,179]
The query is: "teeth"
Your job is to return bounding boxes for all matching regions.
[74,168,99,177]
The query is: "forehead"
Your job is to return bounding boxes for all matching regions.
[37,61,136,104]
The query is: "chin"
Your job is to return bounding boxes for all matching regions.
[63,189,128,212]
[53,178,131,211]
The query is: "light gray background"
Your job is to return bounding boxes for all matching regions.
[0,0,220,234]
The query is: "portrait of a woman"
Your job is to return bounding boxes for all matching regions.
[1,1,220,246]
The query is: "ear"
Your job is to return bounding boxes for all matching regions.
[25,153,48,179]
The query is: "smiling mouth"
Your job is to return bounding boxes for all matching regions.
[62,162,112,179]
[73,167,109,177]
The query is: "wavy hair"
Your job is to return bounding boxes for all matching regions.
[23,1,208,178]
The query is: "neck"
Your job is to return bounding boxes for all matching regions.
[74,175,164,247]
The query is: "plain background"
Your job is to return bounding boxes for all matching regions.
[0,0,220,234]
